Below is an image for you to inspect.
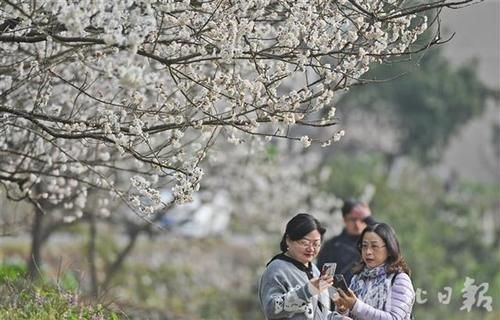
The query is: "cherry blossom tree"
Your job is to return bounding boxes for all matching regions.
[88,139,341,295]
[0,0,478,277]
[0,0,477,213]
[201,140,340,231]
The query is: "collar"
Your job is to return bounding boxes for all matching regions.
[267,253,314,279]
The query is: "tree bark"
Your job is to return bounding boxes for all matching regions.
[27,206,44,279]
[88,212,99,298]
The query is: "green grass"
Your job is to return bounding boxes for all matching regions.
[0,262,122,320]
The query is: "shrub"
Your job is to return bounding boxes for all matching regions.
[0,263,122,320]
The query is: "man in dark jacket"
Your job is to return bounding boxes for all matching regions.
[317,199,375,284]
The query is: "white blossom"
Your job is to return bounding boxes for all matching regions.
[0,0,457,220]
[333,130,346,142]
[300,136,312,148]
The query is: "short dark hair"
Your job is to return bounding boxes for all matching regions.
[280,213,326,252]
[341,199,363,217]
[353,222,411,276]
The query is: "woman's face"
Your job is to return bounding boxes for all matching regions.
[286,229,322,266]
[361,231,388,269]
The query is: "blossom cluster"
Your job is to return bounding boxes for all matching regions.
[0,0,439,218]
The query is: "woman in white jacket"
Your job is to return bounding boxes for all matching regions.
[333,223,415,320]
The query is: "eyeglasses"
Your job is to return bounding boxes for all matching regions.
[360,243,386,251]
[296,238,322,250]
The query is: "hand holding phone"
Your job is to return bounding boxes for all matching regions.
[333,274,349,292]
[320,263,337,277]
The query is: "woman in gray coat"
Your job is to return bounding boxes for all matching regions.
[258,213,351,320]
[333,223,415,320]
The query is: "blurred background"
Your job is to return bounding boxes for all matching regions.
[1,1,499,319]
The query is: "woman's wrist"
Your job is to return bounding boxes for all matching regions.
[348,298,358,313]
[347,298,356,310]
[307,281,320,296]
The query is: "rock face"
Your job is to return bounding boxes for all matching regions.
[438,1,500,184]
[441,2,500,88]
[338,2,500,184]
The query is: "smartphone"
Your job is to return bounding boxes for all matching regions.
[333,274,349,292]
[320,262,336,277]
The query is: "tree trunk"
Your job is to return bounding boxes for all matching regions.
[27,206,44,279]
[88,212,99,298]
[102,228,140,290]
